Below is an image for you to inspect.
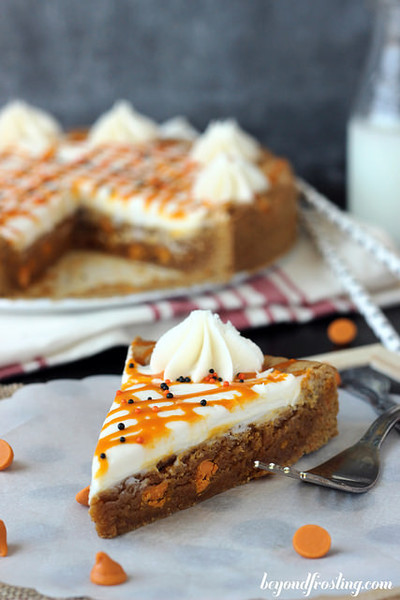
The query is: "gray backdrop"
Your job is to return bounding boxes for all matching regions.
[0,0,372,196]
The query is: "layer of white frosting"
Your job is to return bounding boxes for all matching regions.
[192,153,269,203]
[88,100,159,145]
[0,100,62,155]
[90,362,302,498]
[149,310,264,381]
[191,119,261,164]
[76,180,208,236]
[0,189,78,250]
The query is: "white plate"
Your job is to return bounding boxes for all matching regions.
[0,270,255,314]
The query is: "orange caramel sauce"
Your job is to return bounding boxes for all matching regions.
[0,138,274,235]
[93,348,290,479]
[68,141,201,219]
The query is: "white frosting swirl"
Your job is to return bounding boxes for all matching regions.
[193,152,269,203]
[0,100,62,154]
[159,116,198,141]
[89,100,158,145]
[191,119,260,164]
[149,310,264,382]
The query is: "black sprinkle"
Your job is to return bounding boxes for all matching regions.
[100,452,106,459]
[209,368,215,374]
[239,379,244,383]
[129,362,135,369]
[166,392,174,399]
[218,377,223,382]
[118,422,125,430]
[128,399,134,404]
[120,436,126,443]
[184,377,191,383]
[147,396,152,400]
[160,382,169,390]
[200,399,207,406]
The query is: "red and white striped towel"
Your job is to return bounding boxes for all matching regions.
[0,231,399,380]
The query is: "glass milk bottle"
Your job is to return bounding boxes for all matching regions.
[347,0,400,247]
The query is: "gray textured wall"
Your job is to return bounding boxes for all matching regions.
[0,0,372,193]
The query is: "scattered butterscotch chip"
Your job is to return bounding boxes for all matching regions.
[327,318,357,346]
[0,440,14,471]
[196,459,219,494]
[334,370,342,387]
[0,520,7,557]
[90,551,127,586]
[75,485,90,506]
[293,524,331,559]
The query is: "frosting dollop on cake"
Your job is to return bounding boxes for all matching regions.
[148,309,264,382]
[0,100,62,154]
[191,119,261,164]
[89,100,158,145]
[159,116,198,141]
[193,153,269,203]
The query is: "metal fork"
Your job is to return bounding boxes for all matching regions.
[254,404,400,492]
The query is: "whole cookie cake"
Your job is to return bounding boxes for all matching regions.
[0,101,298,298]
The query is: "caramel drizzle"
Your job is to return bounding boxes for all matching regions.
[94,361,289,479]
[0,153,69,227]
[78,142,200,217]
[0,139,281,232]
[0,140,196,231]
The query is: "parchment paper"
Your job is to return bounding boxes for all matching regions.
[0,377,399,600]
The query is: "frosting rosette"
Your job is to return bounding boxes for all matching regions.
[149,310,264,382]
[0,100,62,154]
[89,100,158,145]
[192,152,269,203]
[159,116,198,141]
[191,119,260,164]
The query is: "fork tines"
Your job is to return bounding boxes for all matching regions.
[254,460,306,481]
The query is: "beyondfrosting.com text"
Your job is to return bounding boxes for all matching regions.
[259,572,393,598]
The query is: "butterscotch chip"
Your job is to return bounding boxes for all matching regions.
[157,247,171,265]
[327,318,357,346]
[196,460,219,494]
[293,524,331,559]
[0,439,14,471]
[0,520,7,557]
[75,485,90,506]
[90,552,127,586]
[142,481,168,507]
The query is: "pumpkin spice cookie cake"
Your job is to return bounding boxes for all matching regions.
[88,310,338,537]
[0,101,298,298]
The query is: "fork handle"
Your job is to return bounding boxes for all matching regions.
[360,405,400,448]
